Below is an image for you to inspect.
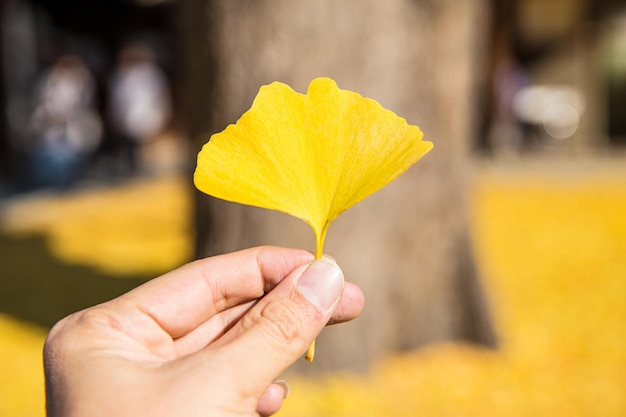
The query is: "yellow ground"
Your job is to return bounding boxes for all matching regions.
[0,175,192,277]
[1,160,625,416]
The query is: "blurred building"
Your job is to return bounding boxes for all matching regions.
[483,0,626,154]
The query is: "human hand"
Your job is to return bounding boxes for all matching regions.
[43,246,364,417]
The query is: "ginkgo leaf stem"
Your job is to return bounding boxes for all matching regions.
[306,224,329,362]
[305,340,316,362]
[314,223,329,260]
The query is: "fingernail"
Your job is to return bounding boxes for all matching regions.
[275,380,290,399]
[296,257,344,312]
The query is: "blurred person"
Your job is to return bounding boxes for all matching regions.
[489,57,530,155]
[28,54,102,189]
[106,42,171,176]
[44,246,364,417]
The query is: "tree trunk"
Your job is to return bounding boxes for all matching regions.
[177,0,494,372]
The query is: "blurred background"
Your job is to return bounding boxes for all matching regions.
[1,0,626,415]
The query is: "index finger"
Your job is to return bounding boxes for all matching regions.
[119,246,314,339]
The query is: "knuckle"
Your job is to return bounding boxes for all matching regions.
[44,319,67,355]
[75,307,117,329]
[45,308,113,355]
[44,314,79,363]
[242,298,307,347]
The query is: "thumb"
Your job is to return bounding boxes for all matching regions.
[210,257,344,395]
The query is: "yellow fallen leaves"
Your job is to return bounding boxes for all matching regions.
[0,176,192,277]
[0,314,47,417]
[194,77,432,258]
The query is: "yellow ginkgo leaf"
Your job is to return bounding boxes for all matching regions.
[195,77,432,362]
[194,77,433,259]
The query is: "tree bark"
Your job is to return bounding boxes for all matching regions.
[177,0,494,372]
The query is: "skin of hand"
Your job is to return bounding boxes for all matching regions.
[43,246,365,417]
